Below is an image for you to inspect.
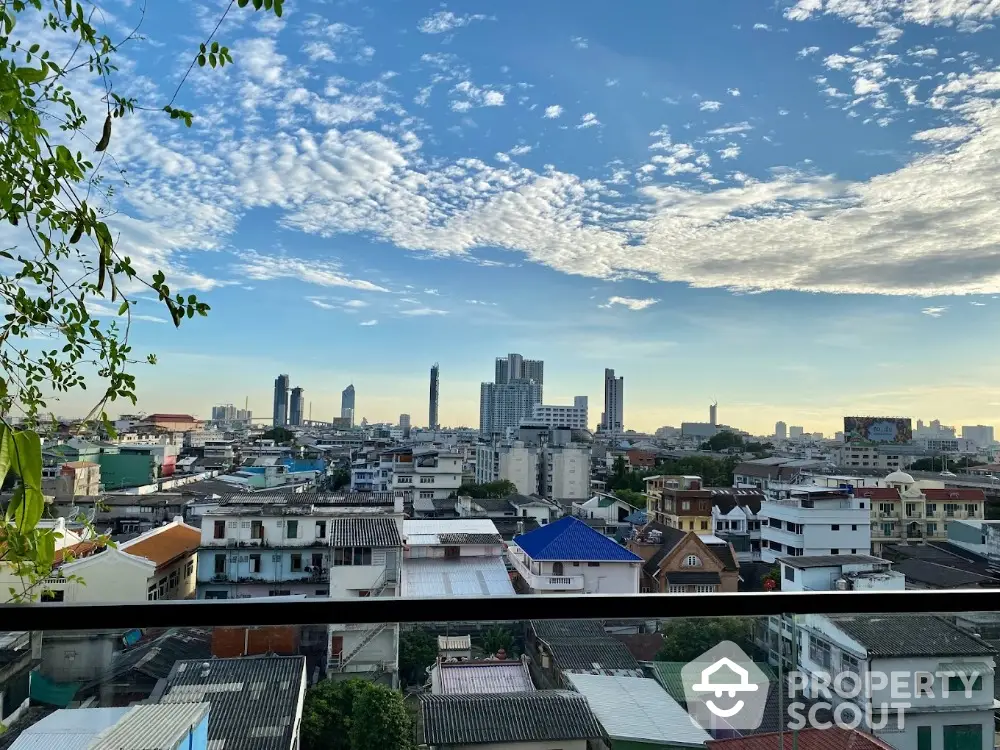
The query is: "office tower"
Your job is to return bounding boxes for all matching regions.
[775,421,787,440]
[399,413,411,437]
[341,384,356,427]
[601,368,624,433]
[709,402,718,427]
[289,387,304,427]
[272,374,289,427]
[962,425,995,447]
[789,425,805,439]
[480,381,543,436]
[429,363,440,430]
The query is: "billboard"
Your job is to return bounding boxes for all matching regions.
[844,416,913,445]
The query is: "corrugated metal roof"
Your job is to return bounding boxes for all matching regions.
[7,708,129,750]
[545,637,641,674]
[829,615,996,657]
[514,517,642,562]
[404,519,502,546]
[565,673,710,747]
[437,661,535,694]
[329,517,402,548]
[160,656,306,750]
[90,703,210,750]
[403,556,516,598]
[420,691,602,745]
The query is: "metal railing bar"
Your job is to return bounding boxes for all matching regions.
[3,588,1000,630]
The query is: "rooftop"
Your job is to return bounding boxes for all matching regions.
[780,554,887,569]
[6,708,130,750]
[828,614,995,657]
[404,518,503,546]
[403,556,516,598]
[419,692,602,746]
[158,656,306,750]
[541,636,641,674]
[120,519,201,568]
[435,659,535,694]
[708,726,896,750]
[514,516,642,562]
[564,673,711,748]
[329,517,402,548]
[90,702,211,750]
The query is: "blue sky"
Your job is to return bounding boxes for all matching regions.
[15,0,1000,434]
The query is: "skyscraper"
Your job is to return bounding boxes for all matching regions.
[289,387,304,426]
[495,353,544,397]
[272,374,289,427]
[709,402,718,427]
[429,363,440,430]
[480,381,543,437]
[775,421,788,440]
[601,368,624,433]
[341,384,356,427]
[399,413,411,437]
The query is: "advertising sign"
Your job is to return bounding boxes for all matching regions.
[843,416,913,445]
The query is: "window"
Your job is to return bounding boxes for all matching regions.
[214,554,226,574]
[831,548,839,555]
[785,566,795,581]
[420,476,434,484]
[290,553,303,572]
[312,553,324,568]
[444,546,460,559]
[315,521,326,539]
[852,525,858,531]
[419,490,434,499]
[158,578,167,597]
[397,476,412,484]
[769,518,782,528]
[286,520,299,539]
[700,520,709,530]
[809,635,832,669]
[684,555,702,567]
[881,523,893,536]
[41,590,65,602]
[831,524,840,530]
[917,727,931,750]
[553,562,564,576]
[572,561,580,567]
[268,589,291,597]
[169,570,179,589]
[315,589,327,596]
[682,501,691,510]
[246,554,259,573]
[927,503,937,514]
[842,653,860,676]
[147,584,158,601]
[948,675,983,693]
[251,520,263,539]
[588,562,600,567]
[927,523,937,535]
[965,504,977,514]
[241,521,250,528]
[214,520,225,539]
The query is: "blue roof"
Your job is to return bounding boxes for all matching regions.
[514,517,642,562]
[624,510,648,525]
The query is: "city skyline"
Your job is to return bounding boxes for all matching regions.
[30,0,1000,439]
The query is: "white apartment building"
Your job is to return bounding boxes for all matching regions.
[759,486,871,563]
[479,381,542,437]
[834,445,907,470]
[476,441,539,495]
[796,614,996,750]
[542,444,590,504]
[378,446,463,501]
[779,555,905,592]
[601,369,624,433]
[962,425,995,448]
[531,397,588,430]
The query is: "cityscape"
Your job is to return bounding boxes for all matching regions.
[6,0,1000,750]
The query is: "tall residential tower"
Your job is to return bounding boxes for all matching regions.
[289,387,304,426]
[341,384,356,427]
[429,363,440,430]
[272,374,290,427]
[601,368,624,433]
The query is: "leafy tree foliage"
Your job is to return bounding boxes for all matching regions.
[302,679,412,750]
[480,625,515,657]
[456,480,518,499]
[909,456,983,472]
[655,617,755,662]
[261,427,296,444]
[606,457,739,492]
[0,0,280,600]
[612,488,646,508]
[398,628,437,687]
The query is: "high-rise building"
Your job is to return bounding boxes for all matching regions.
[272,374,289,427]
[962,425,995,447]
[480,381,543,437]
[531,396,588,430]
[495,353,544,396]
[709,402,718,427]
[775,421,787,440]
[289,387,304,426]
[429,364,440,430]
[601,368,624,433]
[341,384,356,427]
[399,413,411,437]
[236,408,252,423]
[789,425,805,439]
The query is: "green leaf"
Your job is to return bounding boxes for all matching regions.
[0,427,11,491]
[101,411,118,440]
[15,66,46,85]
[118,301,128,315]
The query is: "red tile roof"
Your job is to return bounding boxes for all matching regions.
[851,487,900,500]
[921,488,986,502]
[55,540,104,564]
[144,413,198,422]
[709,727,895,750]
[122,523,200,569]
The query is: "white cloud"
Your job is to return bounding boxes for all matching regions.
[798,46,821,57]
[718,145,742,160]
[509,144,532,155]
[418,11,488,34]
[911,46,939,57]
[424,288,440,295]
[854,77,881,95]
[310,299,337,310]
[400,307,448,316]
[727,88,741,97]
[599,296,659,310]
[343,299,369,308]
[708,122,754,135]
[451,80,506,110]
[577,112,601,128]
[922,306,948,317]
[912,126,975,142]
[571,36,589,49]
[970,301,986,306]
[824,53,859,70]
[606,78,620,87]
[544,105,563,119]
[359,319,378,326]
[753,23,771,30]
[700,100,723,111]
[236,251,389,292]
[786,0,1000,27]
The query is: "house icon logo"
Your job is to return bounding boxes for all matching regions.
[681,641,770,730]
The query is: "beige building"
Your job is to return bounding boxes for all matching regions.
[42,460,101,501]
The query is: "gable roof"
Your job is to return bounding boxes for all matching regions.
[420,692,602,745]
[828,614,995,657]
[120,520,200,569]
[329,517,402,547]
[921,488,987,502]
[89,703,210,750]
[514,516,641,562]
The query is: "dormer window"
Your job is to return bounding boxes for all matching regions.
[684,555,702,567]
